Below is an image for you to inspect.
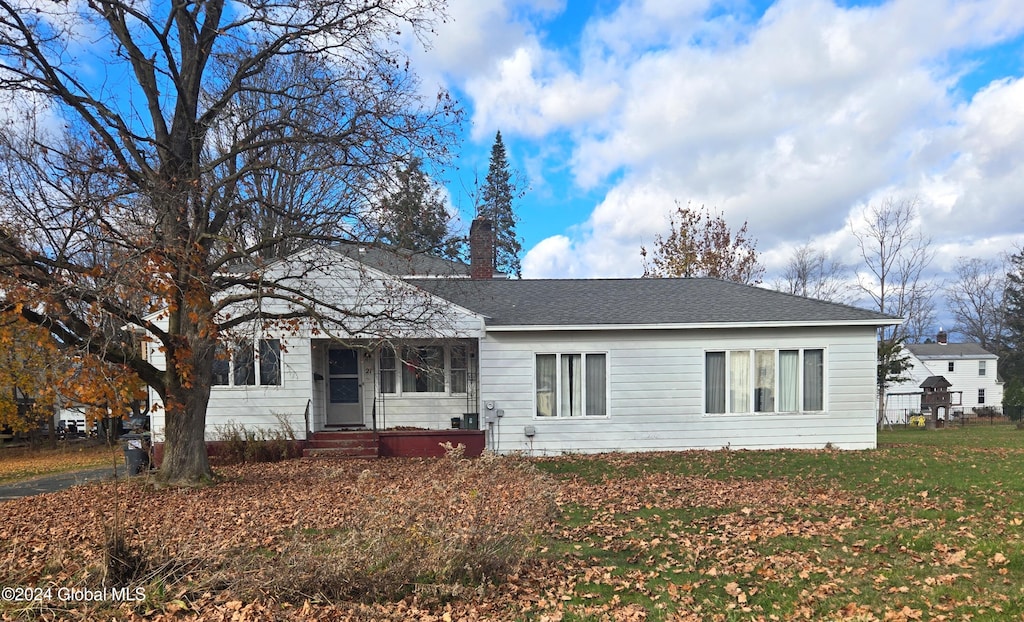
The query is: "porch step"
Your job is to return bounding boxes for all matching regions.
[303,431,379,459]
[302,446,378,459]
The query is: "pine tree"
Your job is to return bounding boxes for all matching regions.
[479,131,523,278]
[1002,249,1024,408]
[378,157,459,258]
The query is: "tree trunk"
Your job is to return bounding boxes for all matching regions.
[157,306,216,485]
[158,374,214,485]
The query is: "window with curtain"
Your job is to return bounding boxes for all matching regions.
[803,349,823,411]
[402,346,445,393]
[450,346,468,394]
[729,351,750,413]
[536,354,556,417]
[535,353,608,417]
[379,344,469,395]
[706,352,726,414]
[979,361,986,376]
[754,350,775,412]
[706,348,825,414]
[379,347,397,393]
[778,350,799,412]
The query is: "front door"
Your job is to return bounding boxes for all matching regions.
[326,348,362,426]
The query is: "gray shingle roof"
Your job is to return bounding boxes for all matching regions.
[408,277,899,327]
[920,376,953,388]
[907,342,997,359]
[333,242,469,277]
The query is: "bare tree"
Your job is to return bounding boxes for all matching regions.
[774,243,851,302]
[851,197,935,341]
[944,257,1006,349]
[642,202,765,284]
[0,0,458,484]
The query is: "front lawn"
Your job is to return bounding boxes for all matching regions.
[1,425,1022,620]
[0,442,118,484]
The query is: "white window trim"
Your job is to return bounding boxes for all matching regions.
[377,344,469,397]
[533,351,610,419]
[703,347,827,415]
[211,338,283,389]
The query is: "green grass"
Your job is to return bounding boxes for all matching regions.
[532,424,1024,621]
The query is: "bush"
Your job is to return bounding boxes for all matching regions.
[228,446,557,602]
[213,417,300,465]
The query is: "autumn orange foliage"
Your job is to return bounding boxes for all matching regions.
[0,311,147,433]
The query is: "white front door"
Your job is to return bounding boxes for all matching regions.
[326,348,362,426]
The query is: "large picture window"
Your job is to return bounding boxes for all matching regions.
[378,345,469,395]
[212,339,282,387]
[706,348,824,414]
[536,353,607,418]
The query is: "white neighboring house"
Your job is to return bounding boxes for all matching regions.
[146,219,900,454]
[884,334,1003,424]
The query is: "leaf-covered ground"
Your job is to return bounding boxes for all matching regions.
[2,425,1023,621]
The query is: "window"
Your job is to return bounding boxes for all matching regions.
[948,361,955,372]
[402,346,445,393]
[233,340,256,386]
[535,353,607,417]
[259,340,281,386]
[979,361,986,376]
[978,389,986,404]
[450,346,468,394]
[211,339,282,387]
[379,347,397,393]
[378,345,468,395]
[706,348,824,414]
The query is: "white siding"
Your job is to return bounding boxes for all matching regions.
[478,326,879,455]
[887,351,1004,418]
[150,334,314,442]
[145,246,485,442]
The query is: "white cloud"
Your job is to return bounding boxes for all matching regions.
[485,0,1024,285]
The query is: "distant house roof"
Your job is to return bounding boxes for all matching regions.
[920,376,953,389]
[906,342,997,360]
[333,242,469,277]
[408,277,900,328]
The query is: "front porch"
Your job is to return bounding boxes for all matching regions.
[308,338,481,435]
[302,429,486,458]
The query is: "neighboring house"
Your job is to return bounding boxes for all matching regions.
[148,219,900,455]
[883,332,1003,424]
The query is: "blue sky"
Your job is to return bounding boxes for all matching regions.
[410,0,1024,297]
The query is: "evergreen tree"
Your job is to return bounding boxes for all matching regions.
[1002,249,1024,407]
[479,131,523,278]
[378,157,459,258]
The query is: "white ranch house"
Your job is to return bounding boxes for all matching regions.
[148,220,900,455]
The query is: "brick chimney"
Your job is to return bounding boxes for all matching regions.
[469,217,495,279]
[937,328,948,345]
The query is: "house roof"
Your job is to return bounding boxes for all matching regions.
[407,277,900,328]
[332,242,469,277]
[920,375,953,389]
[906,342,998,359]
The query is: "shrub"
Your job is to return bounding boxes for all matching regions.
[228,447,557,602]
[213,417,300,465]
